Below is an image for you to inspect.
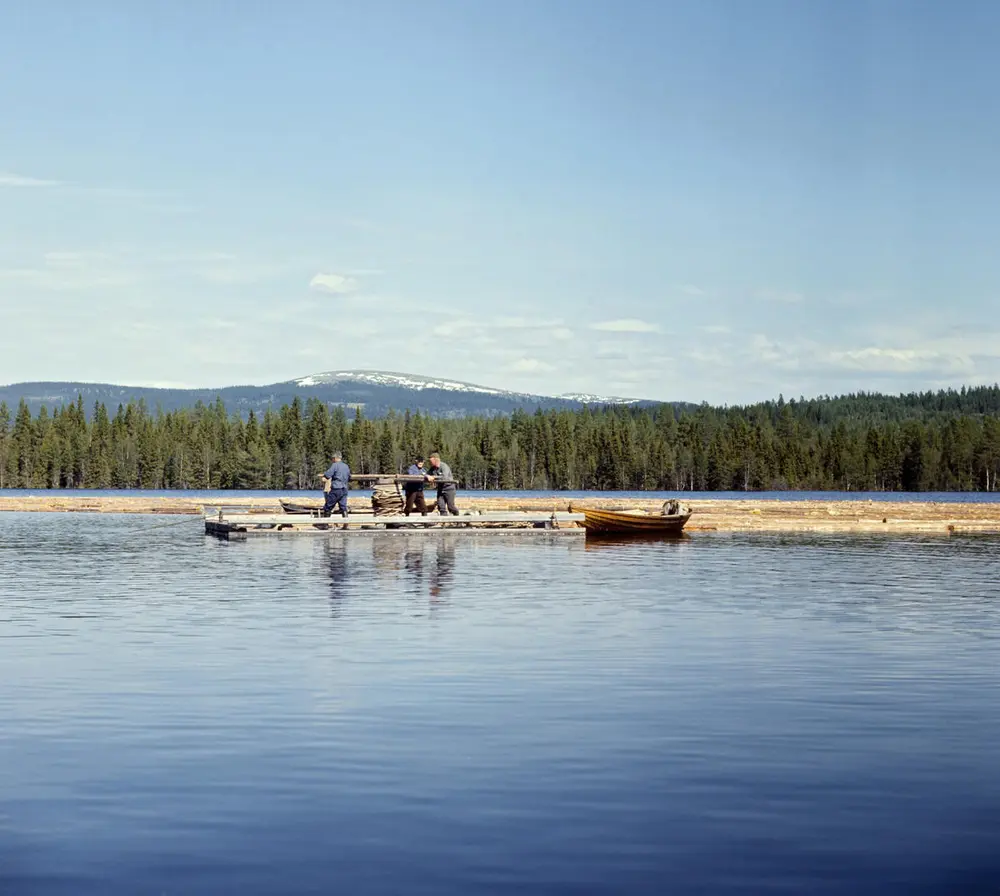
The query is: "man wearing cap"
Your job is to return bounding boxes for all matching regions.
[426,452,459,516]
[321,451,351,518]
[403,455,429,516]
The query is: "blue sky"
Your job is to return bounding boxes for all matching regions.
[2,0,999,403]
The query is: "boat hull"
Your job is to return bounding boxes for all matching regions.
[578,507,691,535]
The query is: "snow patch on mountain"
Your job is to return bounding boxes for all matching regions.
[293,370,515,396]
[291,370,639,404]
[560,392,639,405]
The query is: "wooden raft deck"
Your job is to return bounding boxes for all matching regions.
[205,510,586,540]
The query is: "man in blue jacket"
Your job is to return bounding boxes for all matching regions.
[321,451,351,518]
[403,455,429,516]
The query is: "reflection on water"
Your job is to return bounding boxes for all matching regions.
[2,515,1000,895]
[583,532,690,551]
[429,540,456,599]
[325,539,350,604]
[328,535,459,614]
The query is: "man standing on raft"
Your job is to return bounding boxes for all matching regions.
[321,451,351,518]
[403,455,429,516]
[426,452,459,516]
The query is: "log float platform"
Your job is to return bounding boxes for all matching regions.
[1,495,999,535]
[204,509,586,540]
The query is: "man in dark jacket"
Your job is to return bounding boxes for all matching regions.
[403,456,429,516]
[427,452,459,516]
[321,451,351,518]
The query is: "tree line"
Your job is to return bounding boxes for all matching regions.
[1,385,1000,491]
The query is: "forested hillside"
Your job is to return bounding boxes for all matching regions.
[2,385,1000,491]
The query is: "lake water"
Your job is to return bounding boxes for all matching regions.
[1,514,999,895]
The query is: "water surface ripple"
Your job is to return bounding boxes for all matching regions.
[1,514,998,894]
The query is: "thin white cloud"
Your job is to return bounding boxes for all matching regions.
[508,358,555,373]
[431,317,573,345]
[0,171,60,188]
[0,172,177,208]
[0,248,303,296]
[750,334,801,370]
[730,333,982,381]
[43,250,114,266]
[591,318,660,333]
[310,272,360,294]
[0,259,136,291]
[826,347,973,375]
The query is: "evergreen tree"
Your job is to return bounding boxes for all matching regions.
[12,399,35,488]
[0,402,10,488]
[36,407,63,488]
[377,421,396,475]
[3,384,1000,493]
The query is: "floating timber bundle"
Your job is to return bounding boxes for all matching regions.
[357,473,456,517]
[371,486,405,516]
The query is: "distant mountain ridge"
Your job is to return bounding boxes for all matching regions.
[290,370,643,403]
[0,369,666,419]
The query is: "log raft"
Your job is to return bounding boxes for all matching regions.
[205,509,586,540]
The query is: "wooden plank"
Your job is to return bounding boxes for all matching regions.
[209,512,584,526]
[209,524,584,539]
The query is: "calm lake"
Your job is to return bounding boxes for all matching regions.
[1,514,999,894]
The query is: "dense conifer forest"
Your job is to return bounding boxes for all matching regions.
[2,385,1000,491]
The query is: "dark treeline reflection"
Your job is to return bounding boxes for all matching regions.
[3,386,1000,491]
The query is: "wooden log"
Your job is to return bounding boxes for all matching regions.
[349,474,456,484]
[372,486,405,516]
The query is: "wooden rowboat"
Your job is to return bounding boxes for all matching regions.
[575,501,692,535]
[280,499,323,515]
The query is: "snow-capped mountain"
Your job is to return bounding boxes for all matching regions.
[292,370,510,396]
[292,370,637,403]
[0,370,660,419]
[286,370,644,416]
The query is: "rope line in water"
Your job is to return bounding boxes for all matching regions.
[134,515,203,533]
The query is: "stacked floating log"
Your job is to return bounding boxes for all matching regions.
[371,486,405,516]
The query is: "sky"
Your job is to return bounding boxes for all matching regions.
[2,0,999,405]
